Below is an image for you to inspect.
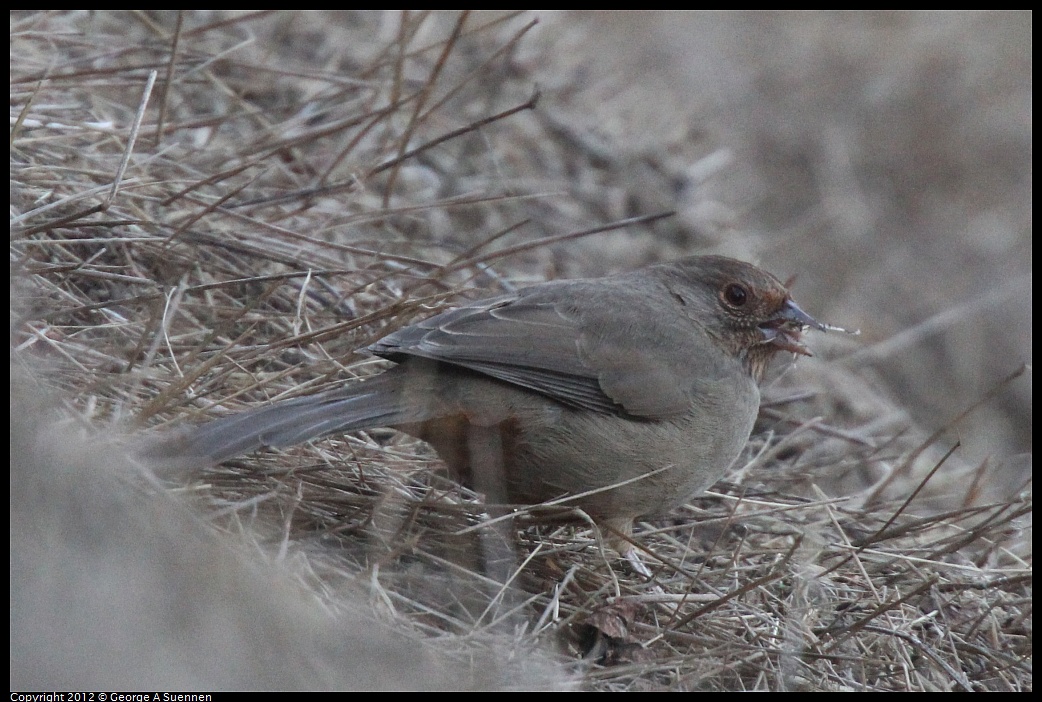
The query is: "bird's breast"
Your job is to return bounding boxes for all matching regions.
[504,373,760,519]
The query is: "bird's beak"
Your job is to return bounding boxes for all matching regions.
[758,298,827,356]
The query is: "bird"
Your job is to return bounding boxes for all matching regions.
[144,255,844,573]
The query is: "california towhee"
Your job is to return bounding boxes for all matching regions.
[148,255,843,566]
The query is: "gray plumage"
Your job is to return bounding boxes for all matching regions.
[144,255,825,546]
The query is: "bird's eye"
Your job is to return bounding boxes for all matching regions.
[723,283,749,308]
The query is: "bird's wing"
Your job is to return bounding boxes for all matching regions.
[370,279,725,419]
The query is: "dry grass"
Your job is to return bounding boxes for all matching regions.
[11,11,1030,691]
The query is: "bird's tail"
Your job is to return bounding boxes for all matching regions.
[139,367,434,470]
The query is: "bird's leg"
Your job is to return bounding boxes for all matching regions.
[601,517,655,580]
